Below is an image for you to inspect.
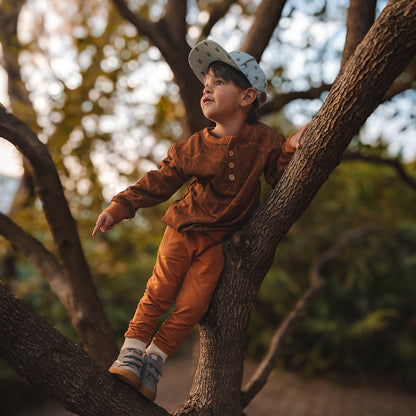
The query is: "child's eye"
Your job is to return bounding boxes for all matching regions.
[215,80,224,86]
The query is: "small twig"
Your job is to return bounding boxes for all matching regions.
[342,151,416,192]
[241,225,377,408]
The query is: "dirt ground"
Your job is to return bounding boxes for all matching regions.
[15,348,416,416]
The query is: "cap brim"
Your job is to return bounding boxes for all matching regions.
[188,40,241,84]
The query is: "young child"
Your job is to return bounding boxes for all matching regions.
[92,40,309,401]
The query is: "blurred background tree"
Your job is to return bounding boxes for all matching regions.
[0,0,415,411]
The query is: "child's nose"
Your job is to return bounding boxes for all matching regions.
[203,84,212,94]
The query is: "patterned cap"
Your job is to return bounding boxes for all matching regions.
[188,40,267,106]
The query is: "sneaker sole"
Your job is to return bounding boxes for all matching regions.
[109,367,141,390]
[138,384,156,401]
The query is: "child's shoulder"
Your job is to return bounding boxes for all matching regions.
[250,122,286,144]
[169,128,208,156]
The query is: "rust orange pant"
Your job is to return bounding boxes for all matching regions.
[125,226,226,356]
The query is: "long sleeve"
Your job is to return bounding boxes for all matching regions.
[263,138,296,187]
[105,146,191,224]
[105,123,296,232]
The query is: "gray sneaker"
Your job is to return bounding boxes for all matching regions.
[138,353,163,401]
[109,348,143,390]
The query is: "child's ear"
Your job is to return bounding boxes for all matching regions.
[241,87,257,107]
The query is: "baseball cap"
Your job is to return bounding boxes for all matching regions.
[188,40,267,106]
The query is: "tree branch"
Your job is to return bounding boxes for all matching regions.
[341,0,377,69]
[201,0,237,39]
[0,213,69,303]
[241,226,377,407]
[342,151,416,191]
[162,0,187,45]
[0,0,35,120]
[260,83,332,116]
[111,0,205,135]
[0,282,170,416]
[241,0,288,60]
[241,281,324,408]
[110,0,156,39]
[184,1,416,412]
[0,106,118,366]
[382,79,416,102]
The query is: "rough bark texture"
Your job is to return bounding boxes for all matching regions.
[176,1,416,414]
[0,282,169,416]
[0,107,118,367]
[341,0,377,68]
[0,0,415,415]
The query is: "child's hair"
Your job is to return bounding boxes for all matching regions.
[207,61,259,125]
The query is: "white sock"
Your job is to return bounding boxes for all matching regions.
[121,338,147,354]
[146,342,168,362]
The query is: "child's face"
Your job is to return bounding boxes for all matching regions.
[201,69,247,124]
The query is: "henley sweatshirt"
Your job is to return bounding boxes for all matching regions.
[105,122,295,234]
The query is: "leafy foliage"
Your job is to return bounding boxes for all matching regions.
[248,159,416,386]
[1,0,416,394]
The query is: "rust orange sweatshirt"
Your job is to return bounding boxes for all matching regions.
[105,122,295,234]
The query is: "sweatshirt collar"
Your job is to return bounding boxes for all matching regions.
[204,123,252,144]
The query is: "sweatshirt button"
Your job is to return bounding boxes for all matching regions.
[228,150,234,156]
[229,174,235,181]
[229,162,235,168]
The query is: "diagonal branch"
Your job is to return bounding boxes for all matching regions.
[0,282,170,416]
[0,213,71,305]
[0,106,117,366]
[201,0,237,39]
[241,0,288,60]
[0,107,90,278]
[340,1,414,103]
[382,79,416,102]
[260,83,332,116]
[111,0,156,39]
[342,151,416,191]
[240,226,377,408]
[341,0,377,70]
[240,279,325,408]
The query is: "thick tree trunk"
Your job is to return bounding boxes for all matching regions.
[177,1,416,414]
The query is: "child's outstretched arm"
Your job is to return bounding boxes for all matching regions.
[288,122,311,150]
[92,211,115,236]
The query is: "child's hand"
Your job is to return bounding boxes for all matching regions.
[92,211,115,236]
[289,122,311,150]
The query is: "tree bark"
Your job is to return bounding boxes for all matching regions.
[111,0,207,136]
[241,0,287,60]
[177,1,416,414]
[0,0,43,284]
[0,282,169,416]
[341,0,377,69]
[0,0,415,414]
[0,107,118,367]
